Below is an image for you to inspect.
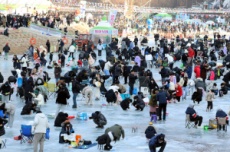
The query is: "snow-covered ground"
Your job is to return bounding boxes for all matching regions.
[0,40,230,152]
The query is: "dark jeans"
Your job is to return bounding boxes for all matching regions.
[207,101,213,110]
[149,141,167,152]
[25,96,32,104]
[113,76,119,83]
[129,83,134,95]
[124,76,128,84]
[73,93,78,106]
[176,96,181,102]
[158,103,167,120]
[69,52,74,58]
[191,116,203,126]
[169,62,174,70]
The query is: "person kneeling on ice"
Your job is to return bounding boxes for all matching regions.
[149,134,166,152]
[89,111,107,128]
[120,98,132,110]
[20,103,37,115]
[185,104,203,128]
[96,131,117,151]
[59,120,75,144]
[133,93,145,111]
[145,122,157,140]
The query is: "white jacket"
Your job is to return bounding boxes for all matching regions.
[33,113,49,134]
[108,85,119,92]
[21,57,28,67]
[68,45,75,53]
[104,61,113,71]
[97,44,103,50]
[5,103,15,115]
[169,82,175,91]
[165,54,174,63]
[32,93,45,106]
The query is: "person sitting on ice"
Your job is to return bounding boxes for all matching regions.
[89,111,107,129]
[185,104,203,128]
[145,122,157,140]
[59,120,75,144]
[216,109,229,130]
[149,134,166,152]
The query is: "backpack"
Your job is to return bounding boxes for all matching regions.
[0,72,3,83]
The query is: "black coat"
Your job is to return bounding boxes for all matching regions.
[120,98,131,110]
[96,133,112,146]
[145,126,157,139]
[133,96,145,110]
[105,89,117,103]
[54,112,68,127]
[0,83,11,96]
[56,87,70,105]
[20,104,36,115]
[72,80,81,93]
[0,118,8,136]
[89,111,107,127]
[129,74,137,84]
[123,66,132,77]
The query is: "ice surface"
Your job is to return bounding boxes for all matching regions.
[0,41,230,152]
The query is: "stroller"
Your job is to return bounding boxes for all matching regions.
[191,88,203,104]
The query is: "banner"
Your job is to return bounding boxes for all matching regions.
[108,10,117,25]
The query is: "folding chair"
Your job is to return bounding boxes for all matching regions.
[46,83,57,97]
[0,139,7,149]
[0,110,4,118]
[20,125,34,144]
[217,117,227,132]
[185,114,195,129]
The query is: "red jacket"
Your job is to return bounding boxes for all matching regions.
[194,65,201,78]
[188,47,195,58]
[176,85,183,97]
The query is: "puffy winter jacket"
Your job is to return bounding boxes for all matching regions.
[194,65,201,78]
[33,113,49,134]
[216,110,227,118]
[0,118,8,136]
[185,107,197,119]
[105,124,125,140]
[156,90,169,104]
[176,85,183,97]
[145,126,157,139]
[90,111,107,127]
[105,89,117,103]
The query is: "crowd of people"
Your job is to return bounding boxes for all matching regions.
[1,11,230,151]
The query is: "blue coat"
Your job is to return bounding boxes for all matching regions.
[156,91,169,104]
[216,110,227,118]
[185,107,196,119]
[149,134,165,147]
